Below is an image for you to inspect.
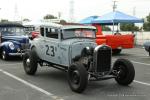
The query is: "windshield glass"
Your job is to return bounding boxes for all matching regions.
[62,28,96,39]
[0,27,25,36]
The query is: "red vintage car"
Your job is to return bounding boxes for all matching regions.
[94,24,134,54]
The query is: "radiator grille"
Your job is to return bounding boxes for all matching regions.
[96,46,111,72]
[21,43,30,50]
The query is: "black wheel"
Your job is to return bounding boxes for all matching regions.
[1,49,9,60]
[112,49,122,55]
[68,62,88,93]
[23,48,38,75]
[114,33,121,35]
[148,48,150,56]
[113,59,135,85]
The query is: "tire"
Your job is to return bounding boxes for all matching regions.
[68,62,88,93]
[113,58,135,85]
[1,49,9,60]
[114,33,121,35]
[112,49,122,55]
[148,48,150,56]
[23,48,38,75]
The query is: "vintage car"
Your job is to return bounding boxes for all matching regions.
[0,22,29,60]
[143,41,150,56]
[23,23,135,93]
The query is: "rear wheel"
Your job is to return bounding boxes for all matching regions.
[112,49,122,55]
[68,62,88,93]
[113,59,135,85]
[23,48,38,75]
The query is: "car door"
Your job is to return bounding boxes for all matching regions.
[39,27,60,65]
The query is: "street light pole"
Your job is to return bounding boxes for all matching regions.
[113,1,117,12]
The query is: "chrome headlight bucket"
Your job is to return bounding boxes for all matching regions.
[8,42,15,50]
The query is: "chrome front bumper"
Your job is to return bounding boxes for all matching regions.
[8,53,25,56]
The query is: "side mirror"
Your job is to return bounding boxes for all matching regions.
[31,31,40,39]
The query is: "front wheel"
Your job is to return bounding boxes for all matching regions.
[23,49,38,75]
[113,59,135,85]
[1,49,9,60]
[68,62,88,93]
[148,48,150,56]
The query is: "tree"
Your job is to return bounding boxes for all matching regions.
[43,14,57,19]
[102,26,111,31]
[59,19,67,24]
[23,18,30,22]
[0,19,9,22]
[143,13,150,31]
[120,23,139,31]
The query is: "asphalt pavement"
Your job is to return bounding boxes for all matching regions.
[0,47,150,100]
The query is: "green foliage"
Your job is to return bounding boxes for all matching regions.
[43,14,57,19]
[0,19,9,22]
[143,13,150,31]
[23,18,30,22]
[59,20,67,24]
[120,23,139,31]
[102,26,111,31]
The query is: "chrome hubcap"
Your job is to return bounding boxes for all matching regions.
[2,51,6,60]
[26,58,30,66]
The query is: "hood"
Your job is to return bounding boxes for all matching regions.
[61,38,96,45]
[2,35,29,44]
[64,38,97,59]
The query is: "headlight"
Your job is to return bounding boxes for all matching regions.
[9,42,15,50]
[82,47,94,56]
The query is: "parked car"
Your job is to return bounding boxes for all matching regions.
[0,22,30,60]
[143,41,150,56]
[23,23,135,93]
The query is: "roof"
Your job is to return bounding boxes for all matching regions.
[79,16,100,24]
[93,11,143,24]
[23,21,62,28]
[61,25,96,30]
[0,22,23,27]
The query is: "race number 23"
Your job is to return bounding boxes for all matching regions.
[45,45,55,57]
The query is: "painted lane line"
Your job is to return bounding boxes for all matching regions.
[134,80,150,86]
[131,60,150,66]
[112,58,150,66]
[0,63,22,66]
[0,69,64,100]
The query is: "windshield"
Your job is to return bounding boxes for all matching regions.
[24,27,35,32]
[62,28,96,39]
[0,27,25,36]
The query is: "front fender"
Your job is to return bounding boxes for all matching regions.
[0,42,10,53]
[0,41,20,54]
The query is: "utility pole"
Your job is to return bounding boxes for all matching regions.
[113,1,117,12]
[133,7,136,16]
[14,4,19,21]
[69,0,75,22]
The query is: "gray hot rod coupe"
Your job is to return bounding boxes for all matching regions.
[23,23,135,93]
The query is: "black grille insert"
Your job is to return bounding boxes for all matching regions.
[96,46,111,72]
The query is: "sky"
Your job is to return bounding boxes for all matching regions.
[0,0,149,22]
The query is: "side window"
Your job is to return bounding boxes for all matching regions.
[40,27,44,36]
[46,28,58,39]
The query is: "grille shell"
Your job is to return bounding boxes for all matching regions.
[93,45,112,73]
